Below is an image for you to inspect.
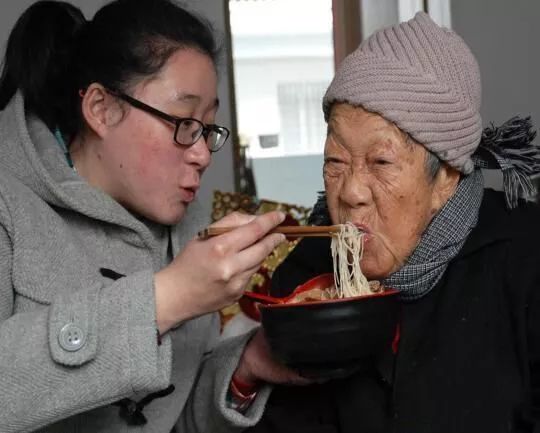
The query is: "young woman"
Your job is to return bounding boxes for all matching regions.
[0,1,303,431]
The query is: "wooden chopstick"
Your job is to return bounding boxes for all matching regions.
[198,225,341,239]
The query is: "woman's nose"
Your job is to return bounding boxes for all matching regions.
[339,171,373,208]
[184,135,211,169]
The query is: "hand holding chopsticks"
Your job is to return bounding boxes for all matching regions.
[155,210,288,334]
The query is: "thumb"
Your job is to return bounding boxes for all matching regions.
[212,211,257,227]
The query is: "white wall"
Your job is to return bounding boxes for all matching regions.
[0,0,235,220]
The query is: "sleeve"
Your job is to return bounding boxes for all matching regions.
[176,321,273,433]
[0,200,172,432]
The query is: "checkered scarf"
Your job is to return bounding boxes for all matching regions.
[382,169,484,300]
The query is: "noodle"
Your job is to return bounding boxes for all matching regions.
[330,222,373,298]
[285,223,380,304]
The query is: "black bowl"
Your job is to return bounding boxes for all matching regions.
[258,273,400,379]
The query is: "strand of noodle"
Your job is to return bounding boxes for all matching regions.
[331,222,371,298]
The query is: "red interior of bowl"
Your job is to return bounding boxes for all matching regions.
[241,273,334,307]
[242,273,398,314]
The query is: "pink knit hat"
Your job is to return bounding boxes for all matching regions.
[323,12,482,174]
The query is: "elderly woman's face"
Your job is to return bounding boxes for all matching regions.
[324,104,459,280]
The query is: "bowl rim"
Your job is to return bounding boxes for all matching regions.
[260,287,399,309]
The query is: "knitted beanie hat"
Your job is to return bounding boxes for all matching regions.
[323,12,482,174]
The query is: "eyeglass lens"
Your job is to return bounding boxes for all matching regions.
[175,119,225,151]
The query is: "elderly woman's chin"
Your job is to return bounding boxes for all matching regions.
[357,236,405,280]
[359,252,400,281]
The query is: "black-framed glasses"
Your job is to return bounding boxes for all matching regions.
[106,89,230,152]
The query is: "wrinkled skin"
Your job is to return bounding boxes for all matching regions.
[324,103,460,280]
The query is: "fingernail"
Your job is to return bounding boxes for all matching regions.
[278,211,286,222]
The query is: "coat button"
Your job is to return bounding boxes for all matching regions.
[58,324,86,352]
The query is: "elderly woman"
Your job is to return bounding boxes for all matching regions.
[248,12,540,433]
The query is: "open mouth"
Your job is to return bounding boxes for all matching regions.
[180,186,198,202]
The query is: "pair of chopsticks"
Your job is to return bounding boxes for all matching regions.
[198,225,341,240]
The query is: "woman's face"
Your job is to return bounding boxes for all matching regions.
[324,104,459,280]
[93,48,218,225]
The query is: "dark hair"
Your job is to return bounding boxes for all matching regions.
[0,0,218,140]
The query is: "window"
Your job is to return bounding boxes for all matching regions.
[229,0,334,159]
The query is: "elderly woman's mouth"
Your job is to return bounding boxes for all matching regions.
[350,223,371,234]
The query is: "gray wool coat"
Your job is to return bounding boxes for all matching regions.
[0,93,271,432]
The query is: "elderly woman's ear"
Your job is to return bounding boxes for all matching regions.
[429,161,461,215]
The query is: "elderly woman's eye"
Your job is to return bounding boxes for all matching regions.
[374,158,392,166]
[323,158,346,176]
[324,158,345,166]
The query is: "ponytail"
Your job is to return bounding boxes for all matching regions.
[0,1,85,132]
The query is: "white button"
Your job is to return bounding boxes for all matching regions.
[58,324,86,352]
